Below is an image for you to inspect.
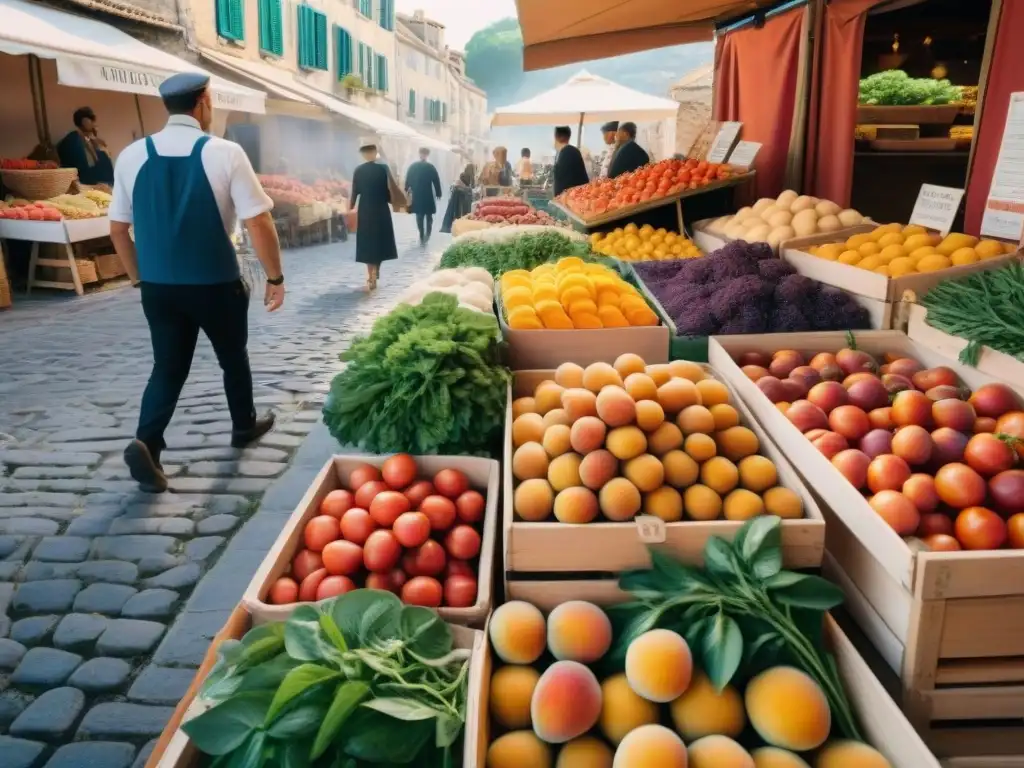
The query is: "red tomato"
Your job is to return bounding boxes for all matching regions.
[319,489,355,519]
[382,453,418,489]
[420,495,457,531]
[866,455,911,494]
[868,491,920,536]
[291,549,324,582]
[922,533,961,552]
[444,575,478,608]
[316,575,356,600]
[403,480,435,510]
[369,490,411,527]
[954,506,1008,550]
[393,511,431,547]
[349,463,382,490]
[355,480,389,509]
[298,568,328,602]
[366,572,396,592]
[363,530,402,573]
[1008,514,1024,549]
[455,491,485,523]
[322,540,363,575]
[433,469,470,499]
[964,433,1016,477]
[444,525,482,560]
[935,463,988,509]
[401,576,443,607]
[402,539,446,577]
[304,515,340,552]
[446,559,474,579]
[339,508,376,545]
[269,577,298,605]
[917,512,954,537]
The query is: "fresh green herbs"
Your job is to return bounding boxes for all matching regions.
[322,293,510,455]
[183,590,472,767]
[605,516,862,741]
[438,231,593,276]
[859,70,961,106]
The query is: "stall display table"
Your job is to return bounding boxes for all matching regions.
[0,216,114,296]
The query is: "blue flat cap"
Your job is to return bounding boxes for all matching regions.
[159,72,210,100]
[601,121,619,133]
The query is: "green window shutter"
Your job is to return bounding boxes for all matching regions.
[297,5,310,68]
[374,54,387,92]
[409,89,415,115]
[335,26,352,78]
[359,0,372,17]
[314,11,327,70]
[357,42,366,81]
[217,0,244,41]
[379,0,393,30]
[259,0,282,55]
[366,47,375,88]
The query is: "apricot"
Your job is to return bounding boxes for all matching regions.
[512,396,537,418]
[488,730,552,768]
[490,601,546,664]
[685,433,717,462]
[563,388,599,422]
[557,737,613,768]
[635,400,665,432]
[658,378,702,414]
[624,372,659,401]
[599,478,642,521]
[600,672,660,745]
[607,426,649,460]
[554,486,599,524]
[555,362,586,389]
[597,386,638,427]
[513,413,547,448]
[570,416,607,454]
[583,362,623,393]
[624,454,665,493]
[688,735,754,768]
[710,403,741,431]
[662,450,699,488]
[625,629,693,702]
[543,424,573,458]
[513,442,550,481]
[644,486,683,522]
[515,479,554,521]
[738,455,778,492]
[724,488,765,521]
[547,600,612,662]
[763,487,803,519]
[613,724,688,768]
[531,661,603,744]
[751,747,811,768]
[716,426,760,461]
[549,452,583,492]
[745,666,831,751]
[646,364,672,385]
[670,670,745,740]
[536,382,567,415]
[678,405,716,435]
[684,484,723,520]
[669,360,707,382]
[615,353,648,379]
[700,456,739,495]
[490,665,540,728]
[647,422,684,456]
[816,741,892,768]
[579,450,618,490]
[543,408,572,429]
[697,378,731,407]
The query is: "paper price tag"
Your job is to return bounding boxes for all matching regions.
[727,141,761,168]
[635,515,667,544]
[908,184,964,237]
[707,122,742,164]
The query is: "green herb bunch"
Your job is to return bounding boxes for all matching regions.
[859,70,961,106]
[920,261,1024,366]
[322,293,510,455]
[183,590,472,767]
[438,231,593,276]
[605,516,862,741]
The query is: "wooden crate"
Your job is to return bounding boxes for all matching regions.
[709,332,1024,757]
[94,252,126,280]
[503,369,825,601]
[241,455,499,628]
[39,256,98,284]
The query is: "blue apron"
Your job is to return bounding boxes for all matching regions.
[132,134,240,285]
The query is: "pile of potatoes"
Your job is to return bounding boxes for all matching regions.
[704,191,865,248]
[485,599,894,768]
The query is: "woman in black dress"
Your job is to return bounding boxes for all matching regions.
[349,138,399,291]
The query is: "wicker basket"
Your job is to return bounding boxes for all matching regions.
[0,254,11,310]
[1,168,79,200]
[95,253,126,280]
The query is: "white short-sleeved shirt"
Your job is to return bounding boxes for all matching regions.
[108,115,272,233]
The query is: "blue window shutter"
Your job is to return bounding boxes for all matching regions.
[259,0,283,55]
[379,0,393,30]
[409,89,415,115]
[359,0,372,17]
[217,0,244,41]
[442,102,447,123]
[335,26,352,78]
[297,5,309,68]
[314,11,327,70]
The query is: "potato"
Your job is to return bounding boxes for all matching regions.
[815,200,841,217]
[790,195,817,213]
[735,206,754,221]
[837,209,863,227]
[817,214,842,233]
[791,209,818,237]
[724,223,746,240]
[739,217,766,232]
[706,216,731,235]
[776,190,798,210]
[767,210,793,228]
[744,224,771,243]
[757,204,779,222]
[767,225,796,248]
[752,198,776,214]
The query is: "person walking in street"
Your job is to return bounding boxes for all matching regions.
[598,120,621,179]
[552,126,589,196]
[57,107,115,186]
[350,137,399,290]
[404,147,442,244]
[609,121,651,178]
[441,162,475,233]
[516,148,534,184]
[107,73,283,493]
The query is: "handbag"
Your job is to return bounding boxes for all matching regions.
[386,168,409,212]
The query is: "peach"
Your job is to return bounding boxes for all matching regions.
[600,673,659,745]
[570,416,607,454]
[688,735,754,768]
[646,364,672,385]
[738,455,778,493]
[685,484,723,520]
[716,426,760,461]
[745,666,831,751]
[613,724,688,768]
[700,456,739,495]
[763,487,803,519]
[724,488,765,521]
[743,364,770,382]
[513,413,546,447]
[548,452,583,492]
[557,737,613,768]
[579,450,618,490]
[547,600,612,662]
[490,665,540,728]
[710,403,741,431]
[597,386,638,427]
[488,731,552,768]
[583,362,623,393]
[562,388,598,422]
[624,372,659,401]
[489,601,546,664]
[615,352,647,379]
[658,378,702,414]
[807,381,849,414]
[543,408,572,429]
[599,478,642,521]
[787,401,829,433]
[696,378,731,407]
[624,454,665,493]
[543,424,573,458]
[553,486,599,524]
[669,360,707,382]
[662,450,700,488]
[536,382,567,415]
[625,629,692,703]
[635,400,665,432]
[751,747,811,768]
[513,442,550,481]
[669,670,744,740]
[607,426,649,460]
[515,479,554,521]
[646,422,684,456]
[677,405,716,435]
[685,433,717,462]
[555,362,586,389]
[512,396,537,418]
[531,661,603,743]
[643,486,683,522]
[816,741,892,768]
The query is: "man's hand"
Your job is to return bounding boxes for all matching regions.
[264,281,285,312]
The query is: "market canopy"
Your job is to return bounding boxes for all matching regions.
[515,0,776,70]
[0,0,266,113]
[490,70,680,127]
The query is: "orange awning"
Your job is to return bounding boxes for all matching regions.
[516,0,777,70]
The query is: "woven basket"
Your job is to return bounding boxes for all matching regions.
[0,253,11,309]
[1,168,78,200]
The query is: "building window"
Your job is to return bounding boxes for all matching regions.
[441,102,447,123]
[357,0,372,18]
[258,0,282,56]
[378,0,394,30]
[375,54,388,93]
[408,89,416,116]
[358,43,376,88]
[334,25,353,78]
[297,5,328,71]
[216,0,244,41]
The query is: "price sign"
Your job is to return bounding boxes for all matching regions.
[908,184,964,236]
[635,515,667,544]
[981,206,1024,244]
[707,122,742,164]
[727,141,762,168]
[981,92,1024,242]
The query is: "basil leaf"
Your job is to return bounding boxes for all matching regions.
[330,590,399,648]
[265,664,340,725]
[703,536,740,583]
[268,703,324,739]
[310,681,370,760]
[737,516,782,574]
[401,606,452,659]
[435,712,464,749]
[280,740,312,768]
[225,729,266,768]
[284,605,337,663]
[362,696,442,721]
[618,569,670,600]
[341,708,433,762]
[319,612,348,653]
[768,573,845,610]
[744,631,785,669]
[359,592,403,645]
[182,691,271,756]
[702,612,743,691]
[236,653,302,693]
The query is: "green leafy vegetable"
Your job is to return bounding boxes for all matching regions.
[322,293,510,455]
[438,230,592,276]
[859,70,961,106]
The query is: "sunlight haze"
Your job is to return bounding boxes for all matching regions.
[395,0,517,49]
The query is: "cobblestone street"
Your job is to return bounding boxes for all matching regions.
[0,214,445,767]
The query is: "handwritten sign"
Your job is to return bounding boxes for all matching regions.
[908,184,964,236]
[981,206,1024,244]
[727,141,762,169]
[981,92,1024,241]
[635,515,667,544]
[707,122,742,164]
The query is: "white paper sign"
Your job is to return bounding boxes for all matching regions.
[981,206,1024,243]
[908,184,964,236]
[635,515,667,544]
[727,141,762,168]
[981,92,1024,241]
[707,122,742,164]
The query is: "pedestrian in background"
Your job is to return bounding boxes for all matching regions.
[599,120,621,178]
[57,107,114,186]
[441,162,475,233]
[108,73,282,493]
[404,147,442,244]
[349,137,399,291]
[552,126,589,196]
[609,121,651,178]
[516,148,534,184]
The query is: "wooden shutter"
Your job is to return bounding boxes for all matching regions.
[297,5,311,68]
[442,102,447,123]
[379,0,393,30]
[335,26,352,78]
[359,0,372,17]
[259,0,282,55]
[217,0,244,41]
[314,11,327,70]
[375,54,387,93]
[409,89,415,115]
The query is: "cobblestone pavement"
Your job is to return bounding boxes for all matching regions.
[0,214,446,767]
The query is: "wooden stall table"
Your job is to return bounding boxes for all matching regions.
[0,216,116,296]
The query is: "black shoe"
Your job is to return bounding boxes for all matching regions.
[124,439,168,493]
[231,413,276,448]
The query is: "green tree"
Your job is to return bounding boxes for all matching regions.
[464,17,524,100]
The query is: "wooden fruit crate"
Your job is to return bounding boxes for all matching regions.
[502,369,825,602]
[709,331,1024,758]
[94,252,126,280]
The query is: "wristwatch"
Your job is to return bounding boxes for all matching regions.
[266,275,284,286]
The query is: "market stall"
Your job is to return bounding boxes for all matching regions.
[257,174,353,248]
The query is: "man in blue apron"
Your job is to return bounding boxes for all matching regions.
[108,73,285,492]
